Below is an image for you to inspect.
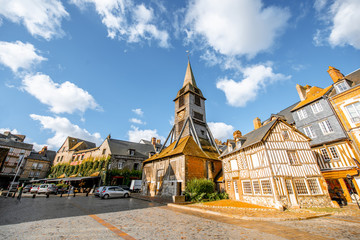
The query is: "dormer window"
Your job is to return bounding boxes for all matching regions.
[335,80,350,93]
[129,149,135,156]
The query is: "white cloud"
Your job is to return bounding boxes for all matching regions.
[70,0,170,47]
[314,0,360,49]
[0,0,69,40]
[22,73,101,114]
[216,64,290,107]
[30,114,102,150]
[132,108,144,116]
[0,128,20,134]
[208,122,234,141]
[328,0,360,49]
[129,118,145,125]
[0,41,46,73]
[185,0,290,57]
[127,125,164,143]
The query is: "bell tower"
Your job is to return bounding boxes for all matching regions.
[159,60,219,153]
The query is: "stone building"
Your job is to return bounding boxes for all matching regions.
[20,146,56,181]
[0,131,33,188]
[220,118,333,209]
[141,61,222,198]
[290,67,360,204]
[53,135,158,180]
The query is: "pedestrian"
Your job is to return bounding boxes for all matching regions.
[17,186,23,202]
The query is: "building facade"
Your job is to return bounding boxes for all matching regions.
[20,146,56,181]
[142,61,222,197]
[220,118,333,209]
[0,132,33,188]
[290,67,360,204]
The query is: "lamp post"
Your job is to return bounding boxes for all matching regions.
[346,174,360,209]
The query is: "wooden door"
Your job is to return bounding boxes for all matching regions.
[285,179,298,207]
[233,181,239,200]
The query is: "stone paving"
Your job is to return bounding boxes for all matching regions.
[0,196,359,239]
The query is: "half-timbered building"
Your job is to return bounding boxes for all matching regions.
[291,67,360,204]
[220,118,333,209]
[141,61,222,199]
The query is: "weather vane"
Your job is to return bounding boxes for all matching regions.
[186,50,190,60]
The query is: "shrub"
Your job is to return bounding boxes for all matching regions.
[185,178,215,202]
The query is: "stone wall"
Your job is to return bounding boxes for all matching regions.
[297,195,334,208]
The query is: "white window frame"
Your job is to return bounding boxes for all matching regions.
[335,81,349,93]
[319,120,333,134]
[287,151,301,165]
[306,178,322,195]
[311,101,323,114]
[118,162,123,169]
[329,146,339,159]
[297,109,308,120]
[242,180,252,195]
[320,148,330,161]
[37,164,43,170]
[345,102,360,124]
[252,180,261,195]
[230,159,238,171]
[294,179,309,195]
[260,179,273,195]
[303,125,316,138]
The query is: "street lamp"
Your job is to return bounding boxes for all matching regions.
[346,174,360,209]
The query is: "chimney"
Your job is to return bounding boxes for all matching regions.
[156,139,161,145]
[233,130,242,140]
[253,117,262,130]
[327,66,344,83]
[151,137,156,146]
[39,146,47,155]
[296,84,307,101]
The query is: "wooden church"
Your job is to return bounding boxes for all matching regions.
[141,61,222,198]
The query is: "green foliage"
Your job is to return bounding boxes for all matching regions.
[185,178,228,202]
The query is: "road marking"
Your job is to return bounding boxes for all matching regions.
[89,214,136,240]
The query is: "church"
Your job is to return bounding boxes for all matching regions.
[141,61,222,198]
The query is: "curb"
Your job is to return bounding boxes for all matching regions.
[131,195,170,205]
[167,203,332,221]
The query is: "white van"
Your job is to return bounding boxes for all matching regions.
[129,180,141,192]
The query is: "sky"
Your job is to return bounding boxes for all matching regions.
[0,0,359,152]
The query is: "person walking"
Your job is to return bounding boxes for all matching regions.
[17,186,23,202]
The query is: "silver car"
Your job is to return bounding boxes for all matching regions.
[100,186,130,199]
[37,184,57,194]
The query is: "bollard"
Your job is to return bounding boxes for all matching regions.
[86,191,89,197]
[32,194,36,198]
[46,193,49,198]
[73,192,76,197]
[60,192,63,198]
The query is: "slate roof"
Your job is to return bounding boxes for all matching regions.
[0,138,33,151]
[143,135,220,164]
[346,68,360,84]
[107,138,155,159]
[140,139,162,149]
[220,120,277,158]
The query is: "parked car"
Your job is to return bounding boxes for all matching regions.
[23,184,33,193]
[30,185,40,194]
[100,186,130,199]
[37,184,58,194]
[129,180,141,192]
[118,185,130,191]
[94,186,106,197]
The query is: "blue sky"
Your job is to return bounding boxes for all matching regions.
[0,0,359,151]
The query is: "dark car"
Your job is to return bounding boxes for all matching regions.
[118,185,130,191]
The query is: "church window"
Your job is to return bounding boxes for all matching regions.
[179,95,184,107]
[195,95,201,106]
[193,111,203,121]
[260,179,272,195]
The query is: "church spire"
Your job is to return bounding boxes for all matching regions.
[183,60,197,88]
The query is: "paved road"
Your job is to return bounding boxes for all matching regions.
[0,196,359,239]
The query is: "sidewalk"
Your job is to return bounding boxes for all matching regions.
[166,199,351,221]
